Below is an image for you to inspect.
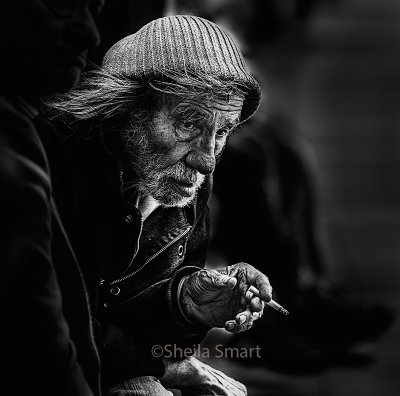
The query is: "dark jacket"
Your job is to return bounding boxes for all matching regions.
[38,119,212,387]
[0,93,100,396]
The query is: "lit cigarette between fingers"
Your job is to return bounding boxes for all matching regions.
[248,285,289,316]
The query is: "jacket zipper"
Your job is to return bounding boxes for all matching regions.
[110,226,192,285]
[118,169,145,275]
[122,214,144,275]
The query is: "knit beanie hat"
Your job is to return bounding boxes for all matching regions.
[102,15,261,123]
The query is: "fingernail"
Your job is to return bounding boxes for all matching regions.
[239,315,246,324]
[226,322,234,330]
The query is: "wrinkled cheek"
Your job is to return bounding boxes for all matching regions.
[159,148,188,169]
[151,126,179,149]
[148,135,183,161]
[215,142,227,162]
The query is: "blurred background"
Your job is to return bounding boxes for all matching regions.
[88,0,400,395]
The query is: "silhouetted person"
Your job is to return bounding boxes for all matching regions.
[0,1,102,395]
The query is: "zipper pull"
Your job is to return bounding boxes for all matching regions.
[99,278,109,309]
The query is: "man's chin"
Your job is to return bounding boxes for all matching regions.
[152,188,197,208]
[144,174,204,208]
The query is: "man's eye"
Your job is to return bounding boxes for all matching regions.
[216,127,230,138]
[175,119,201,140]
[181,121,197,130]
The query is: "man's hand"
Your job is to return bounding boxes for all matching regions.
[179,263,272,333]
[160,356,247,396]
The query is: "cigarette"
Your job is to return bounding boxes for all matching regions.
[248,285,289,316]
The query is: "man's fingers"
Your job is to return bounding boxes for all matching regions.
[251,311,263,320]
[257,280,272,302]
[249,297,264,312]
[225,319,254,334]
[225,320,239,333]
[235,308,253,325]
[251,273,272,302]
[245,289,265,312]
[200,362,247,395]
[209,269,237,290]
[207,365,247,395]
[215,263,273,301]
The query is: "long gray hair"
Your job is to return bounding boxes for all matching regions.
[43,67,246,135]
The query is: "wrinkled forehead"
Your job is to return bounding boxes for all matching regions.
[186,95,244,113]
[159,93,244,123]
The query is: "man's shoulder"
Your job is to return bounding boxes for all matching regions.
[0,93,50,192]
[0,93,37,143]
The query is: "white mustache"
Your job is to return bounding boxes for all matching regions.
[161,162,204,186]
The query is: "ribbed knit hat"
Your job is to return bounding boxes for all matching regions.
[102,15,261,123]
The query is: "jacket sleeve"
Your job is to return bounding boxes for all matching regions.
[0,108,94,396]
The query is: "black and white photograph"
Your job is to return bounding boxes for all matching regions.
[1,1,399,395]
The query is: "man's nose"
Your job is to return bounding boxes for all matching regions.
[185,136,216,176]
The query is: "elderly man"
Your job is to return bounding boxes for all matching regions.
[0,1,103,395]
[40,15,274,395]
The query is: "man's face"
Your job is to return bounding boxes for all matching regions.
[1,0,103,95]
[125,94,243,208]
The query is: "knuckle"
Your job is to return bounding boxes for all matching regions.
[199,270,210,282]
